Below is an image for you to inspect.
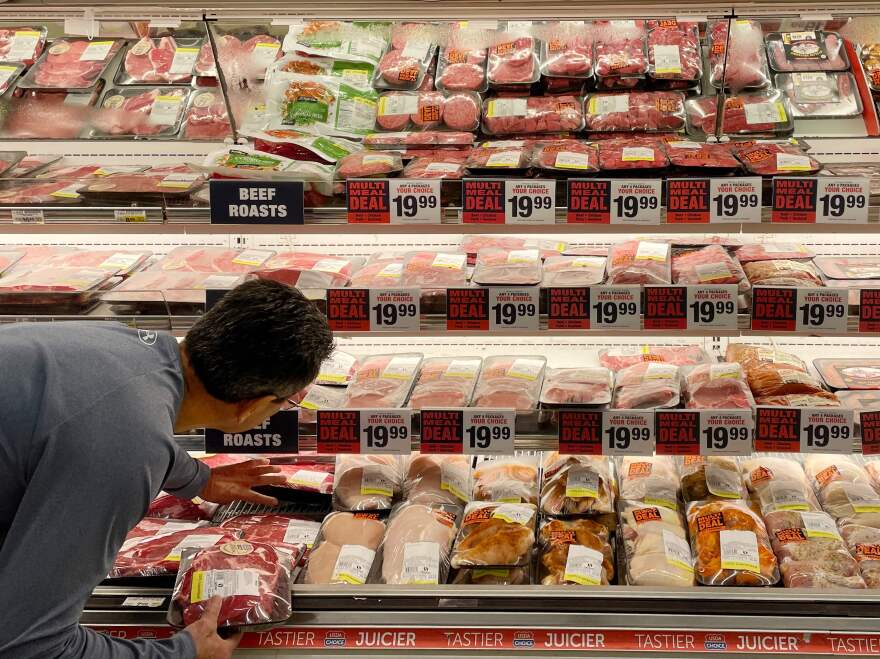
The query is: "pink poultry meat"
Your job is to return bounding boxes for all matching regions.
[302,512,386,585]
[334,455,401,511]
[405,454,472,505]
[380,504,457,584]
[400,251,467,289]
[599,345,709,371]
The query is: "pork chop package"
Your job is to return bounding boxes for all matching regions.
[300,511,386,585]
[742,259,824,287]
[606,240,672,285]
[404,453,472,506]
[594,20,648,80]
[585,92,685,132]
[541,453,616,516]
[541,255,606,287]
[840,524,880,588]
[374,27,437,91]
[19,38,123,90]
[156,246,272,273]
[679,456,746,504]
[618,456,680,511]
[612,362,681,410]
[646,20,702,82]
[333,455,403,512]
[487,26,540,86]
[183,89,232,140]
[775,72,862,119]
[402,154,469,180]
[766,31,849,73]
[119,36,204,84]
[538,21,594,79]
[473,455,540,505]
[538,517,614,586]
[350,253,405,288]
[335,151,404,179]
[482,95,584,135]
[599,345,711,370]
[375,502,459,584]
[708,19,771,90]
[663,139,741,172]
[672,245,750,293]
[619,500,695,586]
[686,499,780,586]
[342,353,423,409]
[685,92,794,139]
[435,40,488,93]
[472,248,542,286]
[111,527,240,579]
[764,510,866,589]
[597,138,669,171]
[41,248,152,278]
[220,514,316,565]
[450,501,537,568]
[741,455,820,516]
[103,271,248,310]
[400,251,467,313]
[813,359,880,391]
[732,142,821,176]
[408,357,482,410]
[539,367,613,407]
[0,27,48,65]
[168,540,292,630]
[91,87,191,138]
[530,139,599,174]
[375,90,481,132]
[196,29,281,78]
[254,252,354,289]
[683,363,755,410]
[471,355,547,412]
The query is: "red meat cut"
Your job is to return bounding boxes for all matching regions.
[708,20,769,90]
[471,356,546,411]
[733,143,821,176]
[111,527,239,578]
[437,46,486,91]
[686,94,790,136]
[157,246,270,273]
[606,240,672,285]
[672,244,749,293]
[766,32,848,72]
[488,37,538,84]
[93,88,187,136]
[184,91,231,139]
[443,92,480,131]
[336,152,403,179]
[379,49,423,87]
[221,514,315,561]
[147,492,219,520]
[413,91,444,128]
[0,27,46,64]
[599,345,710,370]
[408,357,481,409]
[664,140,740,170]
[254,252,354,288]
[597,138,669,171]
[402,155,468,179]
[586,92,685,131]
[684,363,754,409]
[33,38,121,88]
[482,95,583,135]
[646,21,702,81]
[595,21,648,77]
[125,37,193,83]
[532,140,599,172]
[541,26,593,77]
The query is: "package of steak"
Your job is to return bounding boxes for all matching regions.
[594,20,648,80]
[707,19,771,90]
[91,87,191,139]
[732,142,821,176]
[538,21,594,79]
[488,22,541,87]
[663,139,741,173]
[646,20,702,82]
[18,37,123,90]
[110,527,240,579]
[597,138,669,171]
[685,91,794,139]
[0,26,48,65]
[118,36,204,85]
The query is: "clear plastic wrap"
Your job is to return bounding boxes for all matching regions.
[530,140,599,174]
[41,248,151,277]
[813,256,880,280]
[743,259,824,287]
[472,247,542,286]
[482,95,584,135]
[585,92,685,132]
[726,344,808,373]
[350,253,405,288]
[646,20,702,82]
[766,31,849,73]
[111,527,240,579]
[746,362,826,400]
[183,89,231,140]
[813,359,880,391]
[541,255,606,287]
[404,453,472,505]
[804,455,873,496]
[820,481,880,528]
[301,511,385,585]
[538,517,613,585]
[466,145,532,170]
[708,19,770,90]
[775,72,862,119]
[219,514,314,563]
[599,345,711,370]
[679,456,746,503]
[375,90,481,132]
[732,143,821,176]
[376,502,458,584]
[488,32,540,86]
[408,357,482,410]
[686,92,793,138]
[364,130,475,148]
[539,367,612,406]
[683,363,755,410]
[663,139,741,171]
[342,353,423,409]
[335,151,404,179]
[332,455,403,511]
[734,242,815,264]
[436,41,488,92]
[619,456,680,510]
[471,355,547,411]
[89,87,190,138]
[450,501,537,567]
[254,252,354,289]
[272,462,335,495]
[619,500,695,586]
[473,455,540,505]
[840,523,880,588]
[672,245,750,293]
[451,566,531,584]
[19,38,123,90]
[741,455,821,515]
[375,33,437,91]
[156,246,270,273]
[540,453,615,515]
[612,362,681,410]
[402,154,469,179]
[594,20,648,79]
[539,22,593,79]
[103,271,247,308]
[120,36,203,84]
[461,235,567,262]
[400,251,467,288]
[606,240,672,285]
[0,27,47,65]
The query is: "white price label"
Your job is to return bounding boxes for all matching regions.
[816,177,869,224]
[686,285,739,331]
[489,287,539,331]
[699,409,753,455]
[11,209,44,224]
[389,179,441,224]
[367,288,420,332]
[401,541,440,585]
[709,177,762,223]
[589,286,641,330]
[504,179,555,224]
[122,596,166,608]
[358,409,412,455]
[795,287,848,333]
[800,408,854,453]
[601,410,655,456]
[611,179,662,224]
[114,209,147,223]
[462,409,515,455]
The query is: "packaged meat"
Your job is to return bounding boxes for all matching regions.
[741,455,821,515]
[400,251,467,313]
[350,253,405,288]
[123,518,208,542]
[404,454,472,506]
[814,359,880,390]
[301,511,385,585]
[539,22,593,79]
[120,36,203,84]
[606,240,671,285]
[482,96,584,135]
[804,455,873,496]
[585,92,685,132]
[530,139,599,174]
[254,252,354,289]
[685,92,794,138]
[0,267,114,310]
[296,384,348,424]
[450,501,537,567]
[220,514,317,562]
[402,155,468,179]
[862,43,880,92]
[466,145,532,170]
[599,345,711,370]
[168,540,292,629]
[743,259,824,288]
[0,61,24,95]
[196,30,281,78]
[91,87,191,138]
[672,245,749,293]
[436,41,488,92]
[0,251,23,276]
[757,393,841,407]
[764,510,865,589]
[619,500,694,586]
[0,179,89,205]
[732,143,821,176]
[408,357,482,411]
[9,155,61,178]
[612,362,681,410]
[271,52,376,90]
[374,36,437,91]
[618,456,680,510]
[103,271,247,309]
[683,363,755,410]
[679,456,746,503]
[538,517,614,585]
[471,355,547,411]
[342,353,423,409]
[272,462,335,495]
[375,90,480,132]
[376,502,458,584]
[766,31,849,73]
[867,460,880,491]
[840,523,880,587]
[487,31,540,86]
[460,235,567,262]
[541,255,606,287]
[156,246,270,273]
[708,19,770,90]
[539,367,612,406]
[813,256,880,280]
[363,130,475,148]
[838,390,880,422]
[19,38,123,90]
[819,481,880,528]
[686,499,780,586]
[473,455,540,505]
[284,21,385,72]
[41,249,151,277]
[472,248,542,286]
[333,455,402,511]
[183,90,232,140]
[0,27,47,64]
[111,527,240,578]
[734,242,815,263]
[598,138,670,171]
[594,20,648,79]
[646,20,702,82]
[663,140,741,172]
[2,89,98,139]
[244,129,361,165]
[776,72,862,119]
[540,453,615,515]
[78,172,205,200]
[147,492,219,521]
[451,566,530,584]
[746,362,827,399]
[335,151,404,179]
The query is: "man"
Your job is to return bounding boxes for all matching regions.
[0,279,334,658]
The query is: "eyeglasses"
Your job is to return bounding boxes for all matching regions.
[278,397,302,412]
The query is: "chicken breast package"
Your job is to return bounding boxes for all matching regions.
[820,481,880,529]
[472,455,540,505]
[376,502,459,584]
[301,511,386,585]
[672,245,750,294]
[539,367,613,406]
[408,357,482,411]
[471,355,547,411]
[451,501,537,568]
[405,453,472,506]
[740,455,820,515]
[618,456,680,511]
[472,248,542,286]
[342,353,423,409]
[679,456,747,504]
[620,501,695,586]
[683,363,755,410]
[687,499,780,586]
[333,455,403,511]
[612,362,681,410]
[540,453,616,516]
[606,240,672,286]
[840,524,880,588]
[539,518,614,586]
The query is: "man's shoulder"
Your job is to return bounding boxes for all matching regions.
[0,321,177,356]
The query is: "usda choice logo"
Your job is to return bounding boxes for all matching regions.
[704,634,727,650]
[513,632,535,648]
[324,631,347,647]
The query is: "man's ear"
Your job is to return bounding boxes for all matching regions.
[234,395,277,424]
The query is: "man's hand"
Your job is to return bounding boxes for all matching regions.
[186,596,242,659]
[200,458,286,507]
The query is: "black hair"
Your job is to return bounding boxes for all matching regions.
[185,279,334,403]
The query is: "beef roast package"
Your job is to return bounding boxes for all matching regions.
[111,527,240,579]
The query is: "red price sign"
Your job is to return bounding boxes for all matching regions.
[666,178,709,223]
[644,286,687,330]
[446,288,489,330]
[772,177,818,223]
[566,179,610,224]
[860,289,880,332]
[419,409,464,454]
[326,288,369,331]
[654,410,700,455]
[547,287,589,329]
[557,410,602,454]
[316,410,360,453]
[755,406,801,452]
[861,410,880,455]
[346,179,390,223]
[751,287,797,332]
[462,179,505,224]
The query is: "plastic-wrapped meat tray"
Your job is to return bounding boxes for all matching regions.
[530,140,598,174]
[672,245,750,293]
[597,139,669,171]
[733,143,821,176]
[743,259,824,287]
[183,89,231,140]
[594,20,648,79]
[663,139,741,172]
[539,22,593,79]
[2,90,99,138]
[91,87,190,138]
[765,31,850,73]
[375,91,481,132]
[708,19,771,90]
[18,38,123,90]
[813,257,880,280]
[646,20,702,82]
[487,34,540,86]
[606,240,671,285]
[585,92,685,132]
[436,42,488,92]
[194,30,281,78]
[0,179,88,205]
[156,246,272,273]
[0,27,47,65]
[0,266,117,314]
[813,359,880,390]
[482,95,584,135]
[685,92,794,138]
[119,36,204,84]
[103,271,248,315]
[775,72,862,119]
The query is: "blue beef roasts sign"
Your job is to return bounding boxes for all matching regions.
[209,179,304,224]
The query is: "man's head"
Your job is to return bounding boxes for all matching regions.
[179,279,334,432]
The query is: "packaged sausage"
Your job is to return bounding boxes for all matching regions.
[482,95,585,135]
[683,363,755,410]
[732,142,821,176]
[618,456,680,510]
[597,138,669,171]
[746,363,827,399]
[538,21,594,79]
[539,367,613,406]
[300,511,386,585]
[472,248,542,286]
[538,517,614,585]
[408,357,481,411]
[672,245,749,293]
[599,345,711,370]
[743,259,824,287]
[450,501,537,567]
[541,255,606,286]
[606,240,672,285]
[766,31,850,73]
[341,353,423,409]
[740,455,821,515]
[594,20,648,79]
[813,359,880,390]
[679,456,746,504]
[488,24,540,86]
[685,92,794,138]
[471,355,547,412]
[530,139,599,174]
[540,453,615,515]
[708,19,771,90]
[686,499,780,586]
[404,453,472,506]
[375,502,458,584]
[775,72,862,119]
[646,20,702,82]
[840,523,880,587]
[620,500,695,586]
[333,455,403,511]
[734,242,815,263]
[585,91,685,132]
[473,455,540,505]
[612,362,681,410]
[375,90,481,132]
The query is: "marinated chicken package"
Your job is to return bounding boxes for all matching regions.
[740,455,821,515]
[672,245,750,293]
[734,242,815,263]
[683,363,755,410]
[473,455,540,505]
[168,540,293,629]
[766,31,849,73]
[813,359,880,391]
[481,95,585,135]
[332,455,403,511]
[599,345,711,370]
[471,355,547,411]
[541,255,606,287]
[255,252,355,289]
[646,20,702,82]
[408,357,482,410]
[708,19,770,90]
[820,481,880,529]
[538,517,614,586]
[732,143,821,176]
[743,259,824,288]
[451,565,531,584]
[686,499,780,586]
[538,21,594,79]
[450,501,537,568]
[813,256,880,280]
[679,456,747,504]
[618,456,680,510]
[685,92,793,138]
[606,240,672,285]
[375,90,481,132]
[663,140,741,172]
[594,20,648,79]
[746,362,827,399]
[840,524,880,588]
[540,453,615,515]
[487,26,540,86]
[776,72,862,119]
[612,362,681,410]
[375,502,458,584]
[530,140,599,174]
[341,353,423,409]
[764,510,864,589]
[585,92,686,132]
[472,248,542,286]
[220,514,318,564]
[619,501,695,586]
[301,511,386,585]
[404,453,472,506]
[147,492,220,521]
[111,527,240,579]
[539,367,613,406]
[597,138,670,171]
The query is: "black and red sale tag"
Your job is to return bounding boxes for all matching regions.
[666,178,709,223]
[861,410,880,455]
[557,410,602,454]
[566,179,609,223]
[860,289,880,333]
[771,177,818,223]
[654,410,700,455]
[419,409,464,454]
[644,286,687,330]
[446,287,489,330]
[461,178,504,224]
[316,410,361,453]
[346,179,390,223]
[326,288,369,331]
[751,286,796,331]
[547,287,590,329]
[755,406,801,451]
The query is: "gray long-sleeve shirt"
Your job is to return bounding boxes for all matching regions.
[0,322,210,659]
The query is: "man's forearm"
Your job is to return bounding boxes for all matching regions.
[58,625,196,659]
